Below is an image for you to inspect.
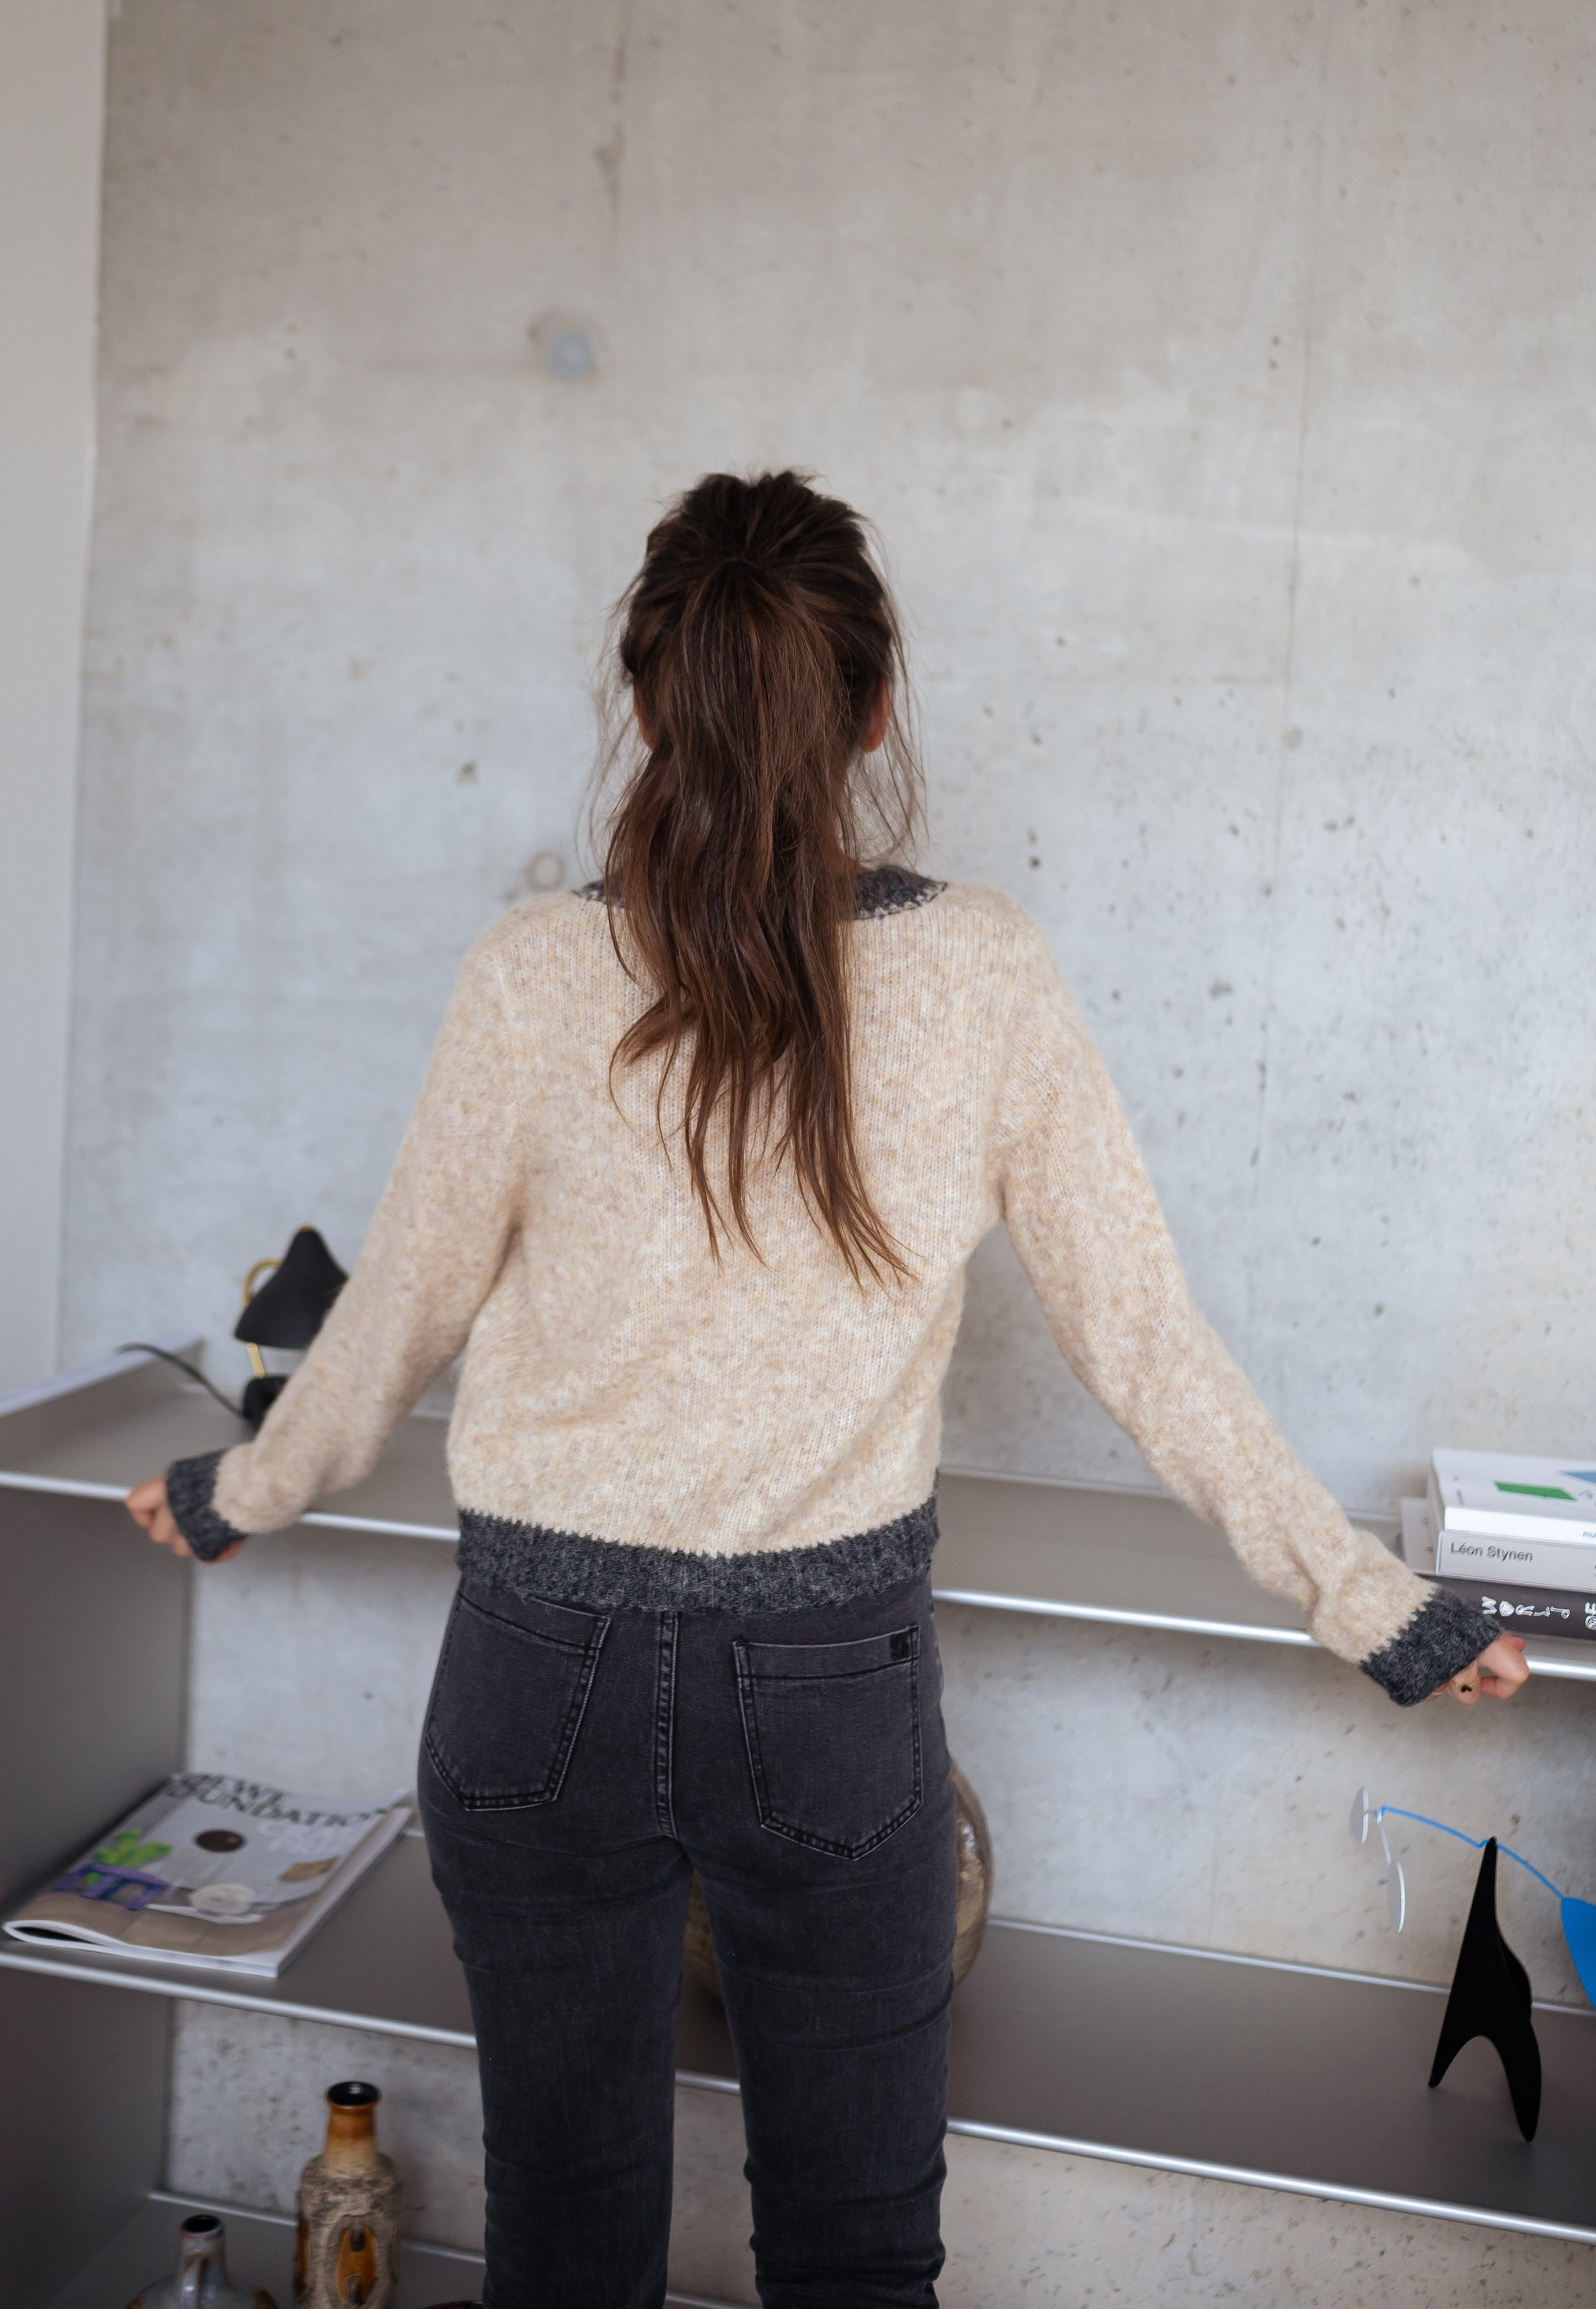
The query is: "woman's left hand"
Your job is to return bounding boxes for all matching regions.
[1433,1634,1529,1706]
[125,1476,246,1564]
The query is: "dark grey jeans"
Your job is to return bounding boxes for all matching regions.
[418,1569,957,2309]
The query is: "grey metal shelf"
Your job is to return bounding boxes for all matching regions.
[5,1344,1594,1679]
[0,1835,474,2047]
[942,1922,1596,2246]
[0,1343,457,1541]
[5,1342,1595,2299]
[9,1833,1594,2249]
[47,2189,734,2309]
[48,2192,486,2309]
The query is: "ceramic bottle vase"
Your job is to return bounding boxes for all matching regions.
[293,2081,401,2309]
[126,2211,276,2307]
[683,1758,994,1997]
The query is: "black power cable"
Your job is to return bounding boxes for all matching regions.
[116,1343,246,1421]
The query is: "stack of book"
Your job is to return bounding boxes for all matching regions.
[1401,1449,1596,1645]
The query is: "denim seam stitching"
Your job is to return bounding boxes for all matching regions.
[732,1639,771,1839]
[453,1589,598,1655]
[654,1612,680,1839]
[422,1611,611,1812]
[732,1627,925,1862]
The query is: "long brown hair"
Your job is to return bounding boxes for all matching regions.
[600,470,922,1282]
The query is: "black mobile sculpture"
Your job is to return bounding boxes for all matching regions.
[1352,1788,1596,2141]
[121,1225,347,1433]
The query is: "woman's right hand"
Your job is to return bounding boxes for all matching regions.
[125,1477,246,1564]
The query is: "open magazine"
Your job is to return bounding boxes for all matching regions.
[3,1773,410,1978]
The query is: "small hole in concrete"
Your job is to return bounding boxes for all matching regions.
[547,331,594,381]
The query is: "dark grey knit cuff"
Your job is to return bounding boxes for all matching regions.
[165,1450,249,1562]
[1360,1585,1495,1706]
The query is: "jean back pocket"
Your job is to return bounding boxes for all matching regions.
[734,1623,923,1859]
[424,1583,609,1812]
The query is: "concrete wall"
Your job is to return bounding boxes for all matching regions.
[67,2,1596,2301]
[64,0,1595,1517]
[0,1,105,1389]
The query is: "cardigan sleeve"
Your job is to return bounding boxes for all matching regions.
[989,918,1491,1705]
[163,934,525,1557]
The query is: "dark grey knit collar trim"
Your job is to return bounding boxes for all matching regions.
[577,866,945,922]
[853,865,947,918]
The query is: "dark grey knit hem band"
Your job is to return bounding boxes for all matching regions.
[455,1494,939,1614]
[165,1448,249,1562]
[1360,1585,1495,1706]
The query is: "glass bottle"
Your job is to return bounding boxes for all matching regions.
[293,2081,401,2308]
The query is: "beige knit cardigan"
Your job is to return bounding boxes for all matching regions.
[166,871,1489,1704]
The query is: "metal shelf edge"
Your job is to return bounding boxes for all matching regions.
[935,2122,1596,2247]
[13,1937,1596,2250]
[0,1471,138,1502]
[0,1498,1584,1666]
[298,1508,457,1541]
[989,1916,1596,2020]
[121,2194,740,2309]
[1510,1650,1596,1684]
[1,1347,1592,1673]
[0,1946,476,2048]
[0,1338,202,1419]
[931,1586,1317,1645]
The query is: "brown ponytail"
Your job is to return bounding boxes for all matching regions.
[600,470,922,1283]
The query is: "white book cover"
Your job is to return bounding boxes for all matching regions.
[1429,1449,1596,1543]
[1433,1522,1596,1590]
[1402,1496,1596,1600]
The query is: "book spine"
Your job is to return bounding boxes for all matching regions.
[1426,1573,1596,1643]
[1433,1525,1596,1589]
[1400,1494,1437,1575]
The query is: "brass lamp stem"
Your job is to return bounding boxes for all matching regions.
[241,1257,282,1381]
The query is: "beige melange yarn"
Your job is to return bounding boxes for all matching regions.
[209,882,1429,1672]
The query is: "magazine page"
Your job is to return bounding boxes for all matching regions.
[3,1774,410,1977]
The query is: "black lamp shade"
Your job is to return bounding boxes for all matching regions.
[234,1228,348,1351]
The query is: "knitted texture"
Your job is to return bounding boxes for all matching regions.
[456,1496,939,1612]
[577,864,946,919]
[1359,1585,1501,1706]
[164,879,1487,1702]
[165,1448,245,1562]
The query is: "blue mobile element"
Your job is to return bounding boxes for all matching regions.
[1350,1790,1596,2009]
